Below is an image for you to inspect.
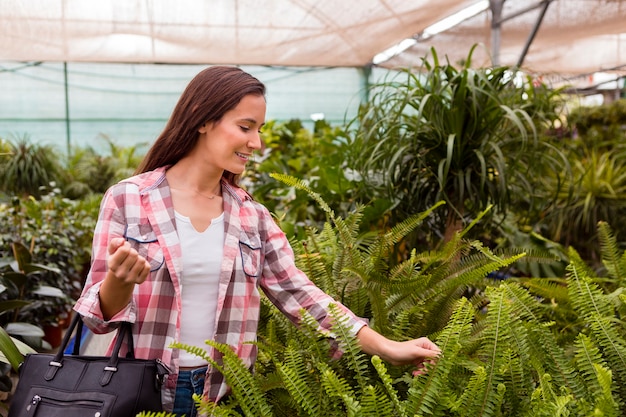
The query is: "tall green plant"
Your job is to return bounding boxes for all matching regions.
[347,46,569,244]
[0,135,61,199]
[539,100,626,264]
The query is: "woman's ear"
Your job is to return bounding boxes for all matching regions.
[198,123,208,134]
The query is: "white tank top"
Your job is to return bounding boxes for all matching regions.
[175,210,224,367]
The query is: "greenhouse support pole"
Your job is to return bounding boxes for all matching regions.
[63,62,71,156]
[489,0,504,66]
[516,0,553,68]
[359,64,372,104]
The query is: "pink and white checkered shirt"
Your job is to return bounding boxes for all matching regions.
[73,166,367,412]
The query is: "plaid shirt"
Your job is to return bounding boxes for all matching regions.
[74,166,367,411]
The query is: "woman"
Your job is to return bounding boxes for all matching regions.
[74,66,440,416]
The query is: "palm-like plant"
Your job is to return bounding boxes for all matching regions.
[550,150,626,243]
[61,134,148,199]
[0,135,61,198]
[538,99,626,265]
[347,46,569,244]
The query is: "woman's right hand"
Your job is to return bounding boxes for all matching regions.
[107,237,151,285]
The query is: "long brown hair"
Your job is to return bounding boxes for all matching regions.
[135,66,266,185]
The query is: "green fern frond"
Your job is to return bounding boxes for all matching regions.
[271,173,369,296]
[457,204,493,239]
[500,282,587,404]
[270,173,334,216]
[360,384,395,417]
[318,363,358,415]
[371,355,406,416]
[170,341,213,363]
[404,298,474,417]
[592,363,620,416]
[526,323,585,402]
[473,286,513,416]
[597,221,626,285]
[505,247,564,277]
[271,174,363,273]
[341,283,371,319]
[296,308,334,359]
[342,395,363,417]
[526,373,575,417]
[515,277,569,303]
[366,201,445,258]
[500,352,531,413]
[276,344,320,416]
[566,248,614,318]
[386,250,421,284]
[425,252,525,306]
[318,362,355,398]
[387,299,428,341]
[567,247,626,401]
[573,333,620,414]
[202,340,274,417]
[296,234,338,297]
[328,304,371,390]
[414,232,466,269]
[451,365,486,414]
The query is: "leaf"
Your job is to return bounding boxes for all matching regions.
[32,285,67,298]
[0,326,24,371]
[0,300,31,314]
[20,263,61,275]
[11,242,31,271]
[5,322,45,338]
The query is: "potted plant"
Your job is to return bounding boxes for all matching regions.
[0,188,98,344]
[0,241,69,349]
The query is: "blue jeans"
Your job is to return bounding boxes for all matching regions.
[173,366,207,417]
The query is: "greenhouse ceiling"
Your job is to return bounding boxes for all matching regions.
[1,0,625,79]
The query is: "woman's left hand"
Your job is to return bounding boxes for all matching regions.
[356,326,441,373]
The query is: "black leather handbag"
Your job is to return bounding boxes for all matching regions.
[8,313,169,417]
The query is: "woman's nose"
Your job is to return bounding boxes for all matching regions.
[248,132,262,150]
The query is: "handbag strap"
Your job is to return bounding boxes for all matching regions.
[46,313,135,384]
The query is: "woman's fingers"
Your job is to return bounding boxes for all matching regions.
[108,239,151,284]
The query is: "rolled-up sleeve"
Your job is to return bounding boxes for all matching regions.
[257,206,367,337]
[73,185,137,333]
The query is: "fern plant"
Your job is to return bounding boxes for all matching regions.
[148,178,626,416]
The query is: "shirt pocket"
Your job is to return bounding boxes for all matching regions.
[239,233,262,278]
[124,223,165,271]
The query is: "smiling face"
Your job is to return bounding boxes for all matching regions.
[196,93,266,175]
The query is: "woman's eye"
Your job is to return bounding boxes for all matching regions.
[240,126,250,132]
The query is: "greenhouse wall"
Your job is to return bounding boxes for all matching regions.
[0,62,385,155]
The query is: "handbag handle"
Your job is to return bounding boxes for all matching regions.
[45,313,135,385]
[70,314,136,358]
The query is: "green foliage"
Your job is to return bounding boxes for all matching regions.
[346,46,569,244]
[568,98,626,142]
[0,241,58,399]
[61,134,148,199]
[0,241,68,348]
[246,119,368,239]
[0,187,98,328]
[538,100,626,263]
[0,135,61,199]
[163,184,626,416]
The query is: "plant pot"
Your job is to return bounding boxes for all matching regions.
[43,324,63,349]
